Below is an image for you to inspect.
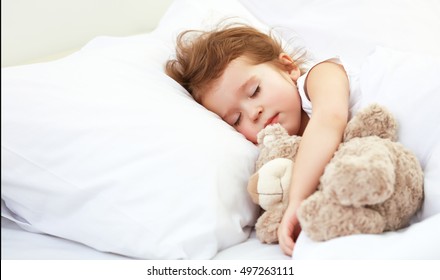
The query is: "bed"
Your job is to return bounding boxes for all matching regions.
[2,0,440,261]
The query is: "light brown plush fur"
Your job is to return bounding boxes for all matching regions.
[247,104,424,243]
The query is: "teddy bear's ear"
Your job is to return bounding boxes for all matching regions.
[257,124,289,147]
[344,103,398,141]
[255,124,301,170]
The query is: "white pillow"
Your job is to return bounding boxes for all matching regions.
[1,0,269,259]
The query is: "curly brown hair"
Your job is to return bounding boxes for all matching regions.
[165,24,308,102]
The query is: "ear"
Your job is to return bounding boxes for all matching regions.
[278,53,301,81]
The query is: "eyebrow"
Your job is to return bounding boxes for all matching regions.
[221,75,256,120]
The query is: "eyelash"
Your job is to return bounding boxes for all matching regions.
[252,86,260,97]
[233,85,260,126]
[233,115,241,126]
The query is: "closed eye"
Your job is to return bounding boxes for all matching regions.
[233,113,241,126]
[251,85,260,97]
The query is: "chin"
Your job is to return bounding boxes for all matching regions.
[285,126,298,136]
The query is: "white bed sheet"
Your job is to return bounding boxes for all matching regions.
[1,217,129,260]
[1,217,288,260]
[293,214,440,260]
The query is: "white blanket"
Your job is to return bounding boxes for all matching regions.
[294,47,440,259]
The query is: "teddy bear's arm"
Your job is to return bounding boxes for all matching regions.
[343,104,397,142]
[321,138,395,207]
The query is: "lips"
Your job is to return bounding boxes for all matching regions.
[264,113,279,128]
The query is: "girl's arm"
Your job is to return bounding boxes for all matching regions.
[278,61,350,256]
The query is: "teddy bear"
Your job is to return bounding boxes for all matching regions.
[247,104,424,243]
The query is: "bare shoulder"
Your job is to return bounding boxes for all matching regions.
[307,61,348,85]
[304,61,349,114]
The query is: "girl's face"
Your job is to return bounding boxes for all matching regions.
[201,54,303,143]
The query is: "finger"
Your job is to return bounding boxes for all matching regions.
[284,241,294,256]
[279,229,294,256]
[281,236,294,256]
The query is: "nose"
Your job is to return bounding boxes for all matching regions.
[247,105,263,122]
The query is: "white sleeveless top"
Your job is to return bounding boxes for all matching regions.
[296,57,363,120]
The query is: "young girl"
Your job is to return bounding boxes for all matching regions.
[166,24,351,256]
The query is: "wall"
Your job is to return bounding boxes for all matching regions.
[1,0,174,66]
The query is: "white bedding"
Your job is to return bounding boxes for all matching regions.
[1,217,288,260]
[2,0,440,261]
[294,214,440,259]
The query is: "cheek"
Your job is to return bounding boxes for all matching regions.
[279,85,300,109]
[267,81,294,103]
[239,126,258,144]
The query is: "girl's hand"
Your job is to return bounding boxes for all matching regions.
[278,203,302,256]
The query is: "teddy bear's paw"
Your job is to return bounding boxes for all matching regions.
[298,195,386,241]
[344,103,398,142]
[255,222,279,244]
[255,204,285,244]
[320,208,386,240]
[322,140,396,207]
[296,192,333,241]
